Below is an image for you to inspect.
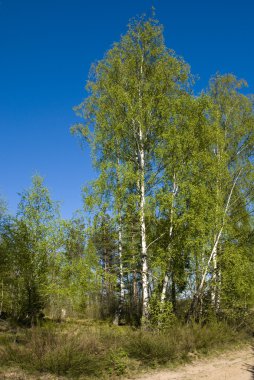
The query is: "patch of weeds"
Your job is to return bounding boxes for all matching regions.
[124,330,178,365]
[107,349,128,376]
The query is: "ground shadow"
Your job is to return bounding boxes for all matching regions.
[244,345,254,379]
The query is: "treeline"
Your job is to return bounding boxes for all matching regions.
[1,15,254,328]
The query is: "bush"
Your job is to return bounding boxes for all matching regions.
[148,297,177,330]
[124,321,245,365]
[1,325,107,377]
[125,330,178,365]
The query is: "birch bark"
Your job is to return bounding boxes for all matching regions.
[187,169,242,320]
[139,127,149,321]
[160,173,178,304]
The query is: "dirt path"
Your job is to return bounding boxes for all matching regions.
[135,347,254,380]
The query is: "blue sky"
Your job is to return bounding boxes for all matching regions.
[0,0,253,219]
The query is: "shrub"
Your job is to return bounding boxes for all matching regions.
[148,297,177,330]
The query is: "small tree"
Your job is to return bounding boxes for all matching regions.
[1,176,59,324]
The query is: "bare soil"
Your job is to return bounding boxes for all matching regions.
[135,346,254,380]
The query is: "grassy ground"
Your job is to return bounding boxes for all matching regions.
[0,318,251,379]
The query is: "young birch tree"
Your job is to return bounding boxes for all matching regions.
[187,74,254,319]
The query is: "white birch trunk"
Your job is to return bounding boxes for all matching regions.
[139,132,149,321]
[118,215,125,308]
[211,228,218,309]
[136,53,149,323]
[113,218,124,325]
[115,154,125,324]
[211,245,217,307]
[160,173,177,304]
[217,267,221,312]
[188,169,242,319]
[211,144,222,312]
[211,241,221,313]
[118,215,124,322]
[161,274,169,303]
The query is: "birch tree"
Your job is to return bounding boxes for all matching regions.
[207,74,254,316]
[73,15,190,325]
[187,75,254,319]
[0,176,59,324]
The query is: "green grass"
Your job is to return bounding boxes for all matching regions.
[0,319,250,379]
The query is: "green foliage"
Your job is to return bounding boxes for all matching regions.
[0,176,59,324]
[148,296,177,330]
[107,348,128,376]
[1,219,46,323]
[45,215,102,319]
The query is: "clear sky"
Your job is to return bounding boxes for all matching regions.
[0,0,253,219]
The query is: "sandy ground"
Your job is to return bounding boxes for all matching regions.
[135,347,254,380]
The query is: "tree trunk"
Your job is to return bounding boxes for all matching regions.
[161,273,169,303]
[171,273,176,313]
[137,54,149,325]
[187,169,242,321]
[161,173,177,304]
[114,153,125,325]
[139,136,149,323]
[211,143,222,314]
[211,237,218,310]
[114,214,125,324]
[211,244,221,314]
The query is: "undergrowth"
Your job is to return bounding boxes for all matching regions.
[0,319,249,379]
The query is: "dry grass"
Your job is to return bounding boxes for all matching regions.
[0,319,249,379]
